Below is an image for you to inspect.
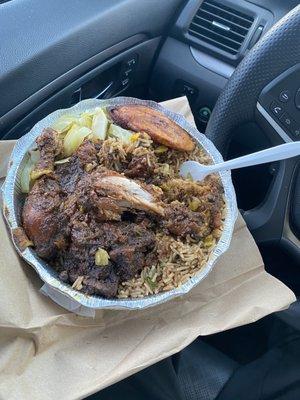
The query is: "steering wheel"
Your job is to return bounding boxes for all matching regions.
[206,5,300,256]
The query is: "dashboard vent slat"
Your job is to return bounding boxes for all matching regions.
[191,19,244,44]
[189,29,240,54]
[190,22,242,49]
[188,0,254,56]
[197,9,248,34]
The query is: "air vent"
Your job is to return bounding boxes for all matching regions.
[188,0,254,56]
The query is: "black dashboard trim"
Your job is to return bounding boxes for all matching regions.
[0,0,182,116]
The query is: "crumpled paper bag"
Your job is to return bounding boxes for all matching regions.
[0,97,296,400]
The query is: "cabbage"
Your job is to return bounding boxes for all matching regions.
[91,109,108,141]
[52,112,92,134]
[20,150,42,193]
[20,157,35,193]
[52,108,109,139]
[78,112,93,129]
[28,149,40,163]
[63,125,92,156]
[52,115,79,134]
[108,124,133,144]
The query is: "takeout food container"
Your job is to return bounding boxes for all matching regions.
[1,97,238,310]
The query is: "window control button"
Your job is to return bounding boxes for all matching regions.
[270,101,284,117]
[123,68,133,77]
[126,55,138,68]
[120,68,133,81]
[121,78,130,87]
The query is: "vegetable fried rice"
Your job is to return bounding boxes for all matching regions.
[21,104,225,299]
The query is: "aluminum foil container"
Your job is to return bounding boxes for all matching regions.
[2,97,238,310]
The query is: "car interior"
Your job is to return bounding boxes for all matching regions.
[1,0,300,399]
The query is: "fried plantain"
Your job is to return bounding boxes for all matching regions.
[109,105,195,152]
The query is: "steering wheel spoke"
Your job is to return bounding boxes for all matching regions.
[243,158,299,247]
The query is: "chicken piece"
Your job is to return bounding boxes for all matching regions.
[69,219,103,247]
[73,172,124,221]
[31,128,62,179]
[22,177,67,259]
[91,171,165,216]
[60,251,119,298]
[109,105,195,152]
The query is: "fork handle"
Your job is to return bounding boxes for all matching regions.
[208,142,300,174]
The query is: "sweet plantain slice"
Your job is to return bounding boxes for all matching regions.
[109,105,195,152]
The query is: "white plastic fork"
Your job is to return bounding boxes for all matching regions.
[180,142,300,181]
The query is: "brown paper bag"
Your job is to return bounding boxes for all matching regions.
[0,97,295,400]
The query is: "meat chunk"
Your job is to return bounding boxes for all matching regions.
[57,219,155,293]
[31,128,62,179]
[91,197,124,222]
[75,139,98,167]
[55,156,84,194]
[124,154,155,179]
[124,222,156,250]
[109,223,156,280]
[109,105,195,152]
[110,246,145,280]
[161,177,224,231]
[163,203,205,238]
[69,219,101,247]
[59,245,119,298]
[55,140,98,194]
[22,177,67,259]
[83,272,119,297]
